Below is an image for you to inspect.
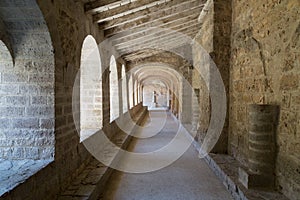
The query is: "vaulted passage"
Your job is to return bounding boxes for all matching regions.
[0,0,299,200]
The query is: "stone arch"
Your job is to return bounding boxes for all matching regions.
[0,40,13,65]
[109,55,119,122]
[0,19,13,62]
[128,50,193,80]
[80,35,102,140]
[0,1,55,161]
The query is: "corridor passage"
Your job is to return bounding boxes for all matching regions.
[101,110,233,200]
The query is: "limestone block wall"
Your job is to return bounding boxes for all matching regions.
[0,1,55,160]
[193,0,214,142]
[230,0,300,199]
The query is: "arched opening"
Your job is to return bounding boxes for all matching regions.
[80,35,102,140]
[0,1,55,194]
[0,41,15,156]
[110,55,119,122]
[121,65,128,113]
[128,74,134,109]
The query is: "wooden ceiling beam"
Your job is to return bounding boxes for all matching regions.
[85,0,123,13]
[114,19,199,49]
[103,4,203,37]
[120,32,197,61]
[98,0,204,29]
[116,26,199,54]
[111,12,200,45]
[94,0,166,23]
[123,51,161,61]
[119,33,193,58]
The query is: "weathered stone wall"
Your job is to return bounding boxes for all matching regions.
[193,0,214,143]
[193,0,231,153]
[0,0,106,198]
[211,0,231,153]
[230,0,300,199]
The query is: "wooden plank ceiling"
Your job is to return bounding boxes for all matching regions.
[82,0,206,62]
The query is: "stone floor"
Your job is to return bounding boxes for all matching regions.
[100,110,233,200]
[0,159,52,196]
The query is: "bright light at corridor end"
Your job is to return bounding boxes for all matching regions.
[72,27,227,173]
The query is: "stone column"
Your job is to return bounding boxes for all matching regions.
[239,104,279,189]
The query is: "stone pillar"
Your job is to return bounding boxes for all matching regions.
[180,79,193,124]
[239,104,279,189]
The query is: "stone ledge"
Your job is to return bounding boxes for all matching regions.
[57,106,148,200]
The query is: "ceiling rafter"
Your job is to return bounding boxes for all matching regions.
[85,0,123,13]
[120,32,195,57]
[94,0,168,23]
[117,27,199,52]
[97,0,204,29]
[114,19,200,50]
[103,1,204,37]
[82,0,207,63]
[111,12,200,45]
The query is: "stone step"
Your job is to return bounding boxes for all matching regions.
[57,107,148,200]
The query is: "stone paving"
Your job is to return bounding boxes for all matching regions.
[0,159,52,196]
[100,111,234,200]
